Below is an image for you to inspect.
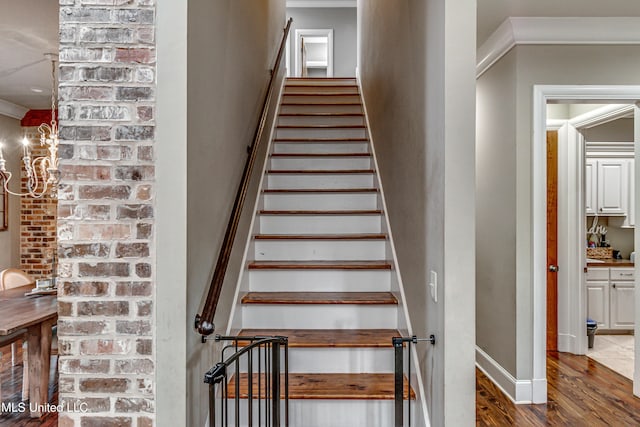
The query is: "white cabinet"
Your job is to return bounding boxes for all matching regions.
[587,281,610,329]
[610,282,635,329]
[596,159,628,215]
[585,159,597,216]
[586,267,635,330]
[625,160,635,227]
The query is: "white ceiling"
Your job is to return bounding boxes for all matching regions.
[0,0,59,110]
[1,1,639,112]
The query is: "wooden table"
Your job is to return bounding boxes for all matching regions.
[0,284,57,418]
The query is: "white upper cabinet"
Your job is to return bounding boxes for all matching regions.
[596,159,628,215]
[585,159,597,215]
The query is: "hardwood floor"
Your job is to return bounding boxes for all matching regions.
[0,344,57,427]
[477,351,640,426]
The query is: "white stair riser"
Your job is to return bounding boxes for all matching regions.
[282,95,361,104]
[218,400,415,427]
[284,85,359,94]
[259,215,382,234]
[249,270,391,292]
[280,104,363,114]
[276,127,367,139]
[270,157,371,170]
[254,240,386,261]
[278,115,364,126]
[273,142,369,154]
[286,79,357,86]
[233,348,393,374]
[242,304,397,329]
[263,193,379,210]
[267,173,375,190]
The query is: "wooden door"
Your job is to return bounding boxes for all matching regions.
[547,131,558,351]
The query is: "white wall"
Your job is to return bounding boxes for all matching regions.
[156,1,286,426]
[359,0,476,425]
[476,44,640,391]
[0,114,22,270]
[287,7,357,77]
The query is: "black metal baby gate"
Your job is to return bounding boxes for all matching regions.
[205,335,289,427]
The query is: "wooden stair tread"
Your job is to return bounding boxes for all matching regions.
[279,113,363,117]
[274,137,368,142]
[254,233,386,240]
[283,93,359,96]
[277,125,366,129]
[241,292,397,305]
[259,210,382,215]
[237,329,400,348]
[280,103,362,107]
[270,153,370,157]
[227,373,415,400]
[248,260,392,270]
[263,188,378,194]
[266,169,375,174]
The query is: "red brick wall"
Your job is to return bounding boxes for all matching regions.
[57,1,156,425]
[19,127,58,279]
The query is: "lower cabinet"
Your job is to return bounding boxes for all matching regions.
[610,282,635,329]
[586,267,635,331]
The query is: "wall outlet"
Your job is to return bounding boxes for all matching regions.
[429,270,437,303]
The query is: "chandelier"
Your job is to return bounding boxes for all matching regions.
[0,54,60,199]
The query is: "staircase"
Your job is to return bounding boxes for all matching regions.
[226,77,420,426]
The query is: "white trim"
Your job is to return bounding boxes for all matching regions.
[533,85,640,404]
[477,18,640,77]
[475,347,532,404]
[287,0,356,7]
[570,104,635,129]
[634,104,640,397]
[0,99,28,120]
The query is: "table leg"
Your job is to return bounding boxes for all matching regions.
[27,319,54,418]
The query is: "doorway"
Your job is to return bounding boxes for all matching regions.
[534,86,640,403]
[294,29,333,77]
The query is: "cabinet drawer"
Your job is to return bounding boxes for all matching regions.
[586,268,609,281]
[610,268,635,281]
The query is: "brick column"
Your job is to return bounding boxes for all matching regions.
[57,1,156,426]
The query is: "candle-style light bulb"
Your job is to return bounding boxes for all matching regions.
[0,141,4,160]
[21,137,30,157]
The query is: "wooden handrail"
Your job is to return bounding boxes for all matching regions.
[195,18,293,337]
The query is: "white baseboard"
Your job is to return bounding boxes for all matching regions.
[558,333,577,353]
[476,346,534,404]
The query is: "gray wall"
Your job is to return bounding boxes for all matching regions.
[0,114,22,270]
[476,44,640,381]
[359,0,476,425]
[156,2,286,426]
[287,7,356,77]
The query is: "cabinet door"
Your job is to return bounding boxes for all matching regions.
[585,159,597,215]
[586,282,610,329]
[628,159,635,227]
[597,159,627,215]
[610,282,635,329]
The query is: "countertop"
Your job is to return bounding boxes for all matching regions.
[586,259,634,267]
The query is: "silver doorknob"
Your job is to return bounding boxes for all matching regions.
[549,265,559,272]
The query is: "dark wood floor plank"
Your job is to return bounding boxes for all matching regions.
[476,351,640,426]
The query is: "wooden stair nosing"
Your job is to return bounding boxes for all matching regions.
[263,188,378,194]
[247,260,392,270]
[227,373,415,400]
[270,153,371,158]
[284,84,359,88]
[279,112,364,117]
[283,93,358,97]
[273,137,368,142]
[241,291,398,305]
[276,125,366,129]
[280,102,362,106]
[266,169,375,174]
[254,233,386,240]
[237,329,401,348]
[259,209,382,215]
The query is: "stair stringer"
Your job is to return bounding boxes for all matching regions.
[359,76,431,427]
[224,77,287,337]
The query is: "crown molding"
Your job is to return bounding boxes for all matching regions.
[477,17,640,78]
[287,0,356,7]
[0,98,28,120]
